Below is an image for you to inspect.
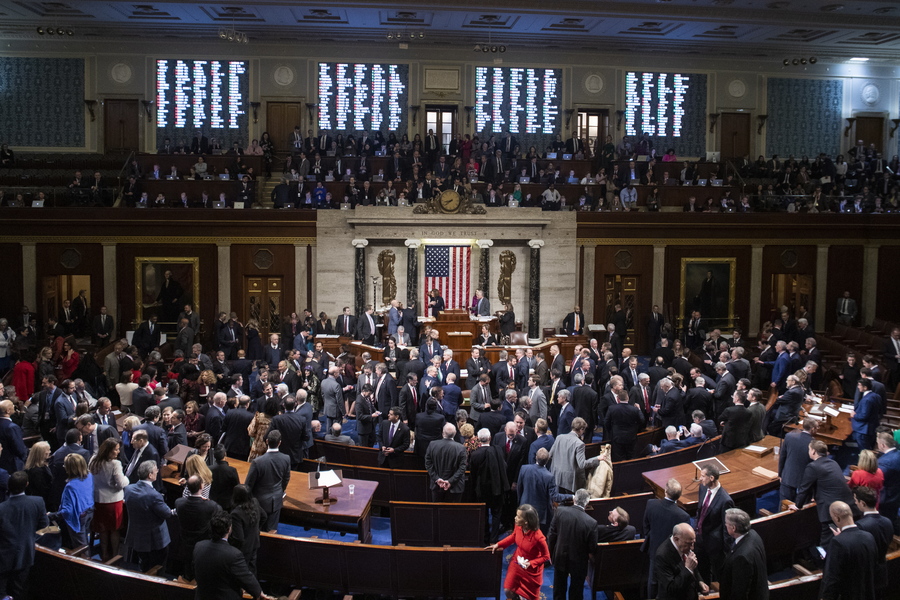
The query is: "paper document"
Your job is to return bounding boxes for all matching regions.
[317,469,341,488]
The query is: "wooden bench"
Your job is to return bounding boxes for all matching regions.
[589,538,647,599]
[586,427,666,460]
[389,501,485,547]
[585,491,655,533]
[256,531,503,599]
[752,505,821,573]
[311,438,424,470]
[699,574,822,600]
[610,436,721,496]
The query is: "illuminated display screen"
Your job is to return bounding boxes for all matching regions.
[155,59,248,138]
[625,71,693,137]
[317,62,408,133]
[475,66,561,134]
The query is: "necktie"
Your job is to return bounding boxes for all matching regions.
[509,366,514,381]
[842,299,848,313]
[643,387,649,412]
[697,490,713,533]
[389,423,396,443]
[125,448,141,477]
[506,439,511,454]
[411,386,417,408]
[344,318,349,334]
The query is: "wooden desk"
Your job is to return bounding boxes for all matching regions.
[784,399,852,445]
[642,435,781,514]
[164,457,378,542]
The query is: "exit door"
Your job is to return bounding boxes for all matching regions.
[854,117,884,154]
[425,106,457,154]
[266,102,303,157]
[605,275,640,347]
[719,113,751,161]
[577,110,609,152]
[245,277,283,341]
[104,99,140,152]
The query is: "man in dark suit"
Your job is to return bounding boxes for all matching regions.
[373,364,398,414]
[875,431,900,532]
[245,430,291,531]
[695,463,734,582]
[603,389,644,461]
[397,373,420,429]
[647,305,666,352]
[562,305,585,336]
[852,378,881,451]
[209,445,240,510]
[123,461,174,573]
[596,506,637,543]
[122,429,161,488]
[424,423,468,502]
[266,397,308,469]
[263,334,283,367]
[378,407,410,467]
[569,371,599,436]
[712,362,736,418]
[0,471,49,598]
[493,421,528,529]
[718,390,752,451]
[656,378,685,429]
[133,405,169,459]
[820,501,877,600]
[854,486,893,592]
[655,522,709,600]
[547,489,599,600]
[414,397,446,459]
[353,385,379,447]
[92,305,115,347]
[222,395,255,461]
[175,475,221,579]
[132,315,161,357]
[793,440,857,547]
[334,306,357,337]
[767,374,804,436]
[643,478,691,598]
[355,305,378,345]
[193,510,267,600]
[778,417,817,502]
[718,508,768,600]
[0,401,26,474]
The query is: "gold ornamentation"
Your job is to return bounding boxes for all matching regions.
[377,249,397,305]
[498,250,517,305]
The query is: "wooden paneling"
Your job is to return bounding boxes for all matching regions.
[877,245,900,325]
[720,112,751,160]
[593,245,653,352]
[115,244,218,343]
[230,244,297,329]
[826,245,864,332]
[0,244,23,321]
[266,102,304,155]
[103,99,140,152]
[759,245,817,324]
[35,244,105,322]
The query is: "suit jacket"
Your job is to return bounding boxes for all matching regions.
[603,402,644,447]
[820,526,877,600]
[557,403,576,436]
[414,412,446,458]
[132,320,162,353]
[244,450,291,515]
[658,387,685,429]
[193,538,262,600]
[320,376,344,419]
[795,456,856,522]
[772,385,804,423]
[209,459,240,510]
[719,404,752,449]
[597,522,637,543]
[878,448,900,514]
[852,391,880,438]
[0,418,27,473]
[549,431,594,492]
[334,314,357,337]
[378,420,410,466]
[424,437,468,493]
[175,494,221,556]
[547,504,598,572]
[396,382,419,426]
[492,431,527,484]
[92,313,115,343]
[354,394,379,437]
[125,443,161,488]
[267,410,308,467]
[355,313,377,341]
[655,536,705,600]
[642,497,690,557]
[134,421,169,459]
[857,512,893,589]
[491,361,514,395]
[697,485,734,558]
[778,429,812,488]
[719,529,769,600]
[516,464,570,526]
[713,372,736,415]
[562,311,585,335]
[373,373,398,413]
[0,493,48,572]
[123,481,172,552]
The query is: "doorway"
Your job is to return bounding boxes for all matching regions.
[244,276,283,342]
[425,106,457,154]
[854,116,884,154]
[719,113,751,161]
[604,275,640,347]
[266,102,304,156]
[42,275,91,337]
[577,109,609,150]
[103,99,140,152]
[769,274,813,322]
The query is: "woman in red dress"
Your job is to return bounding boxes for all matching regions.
[487,504,550,600]
[58,340,80,380]
[849,449,884,506]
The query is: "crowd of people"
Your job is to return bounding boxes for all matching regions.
[0,285,898,598]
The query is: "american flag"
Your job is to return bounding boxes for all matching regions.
[424,245,471,313]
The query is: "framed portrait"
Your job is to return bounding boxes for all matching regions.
[680,258,736,329]
[135,257,199,324]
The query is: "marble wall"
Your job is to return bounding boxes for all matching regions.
[315,208,577,336]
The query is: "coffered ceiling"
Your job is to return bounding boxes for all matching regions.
[0,0,898,61]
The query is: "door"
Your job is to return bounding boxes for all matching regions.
[104,99,140,152]
[604,275,640,347]
[425,106,457,154]
[769,274,813,322]
[854,116,884,154]
[42,275,91,337]
[245,276,283,341]
[266,102,303,157]
[719,113,751,161]
[577,109,609,152]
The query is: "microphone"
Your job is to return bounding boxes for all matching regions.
[315,456,326,481]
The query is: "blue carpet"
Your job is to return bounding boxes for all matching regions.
[277,518,606,600]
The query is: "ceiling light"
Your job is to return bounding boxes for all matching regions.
[848,57,869,62]
[227,32,235,41]
[46,26,55,35]
[56,28,64,35]
[36,26,43,34]
[792,58,799,65]
[800,58,807,64]
[66,29,73,36]
[219,29,227,39]
[418,32,424,39]
[482,46,489,52]
[809,57,817,64]
[783,59,790,66]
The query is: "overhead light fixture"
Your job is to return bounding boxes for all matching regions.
[848,57,869,62]
[56,27,64,35]
[809,56,817,64]
[418,32,424,39]
[36,26,43,34]
[387,32,394,39]
[499,45,506,53]
[219,29,227,39]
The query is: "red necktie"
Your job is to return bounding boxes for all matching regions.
[506,439,511,454]
[643,387,649,412]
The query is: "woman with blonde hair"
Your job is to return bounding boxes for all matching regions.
[849,449,884,502]
[49,453,94,548]
[179,453,213,498]
[24,440,53,504]
[460,422,479,457]
[120,414,142,448]
[36,346,55,382]
[248,398,280,461]
[89,438,129,561]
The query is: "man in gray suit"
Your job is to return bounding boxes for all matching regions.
[123,461,174,572]
[525,375,547,423]
[175,318,194,357]
[320,366,345,432]
[473,289,491,316]
[424,423,468,502]
[549,417,599,494]
[836,290,857,325]
[245,430,291,531]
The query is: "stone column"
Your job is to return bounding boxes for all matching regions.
[652,245,666,308]
[352,239,369,317]
[21,242,36,310]
[528,240,545,337]
[405,239,421,310]
[476,239,493,296]
[102,243,117,320]
[294,243,306,313]
[862,245,879,326]
[748,245,764,335]
[815,245,829,331]
[217,241,231,314]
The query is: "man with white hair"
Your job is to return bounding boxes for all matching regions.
[425,423,467,502]
[713,362,736,418]
[655,378,684,430]
[469,427,509,543]
[556,389,575,436]
[548,488,598,600]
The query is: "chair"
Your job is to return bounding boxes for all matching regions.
[510,331,528,345]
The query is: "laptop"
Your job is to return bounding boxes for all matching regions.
[340,202,352,210]
[372,174,384,182]
[519,176,530,183]
[233,201,245,209]
[166,175,178,180]
[307,175,317,182]
[585,178,595,184]
[213,200,226,209]
[706,151,721,162]
[326,150,336,157]
[31,200,44,207]
[218,173,231,180]
[469,176,479,184]
[711,179,723,186]
[508,200,520,208]
[562,153,573,161]
[546,152,557,159]
[697,179,708,186]
[630,178,640,185]
[283,202,295,209]
[8,199,23,207]
[398,197,409,207]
